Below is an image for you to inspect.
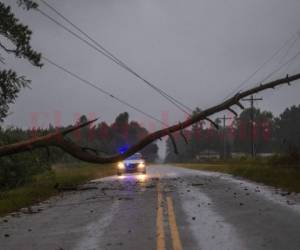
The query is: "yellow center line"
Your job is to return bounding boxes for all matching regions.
[167,196,183,250]
[156,182,166,250]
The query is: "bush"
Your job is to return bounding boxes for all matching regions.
[0,127,68,189]
[0,151,51,189]
[268,153,300,166]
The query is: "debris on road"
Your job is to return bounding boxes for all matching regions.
[55,185,98,192]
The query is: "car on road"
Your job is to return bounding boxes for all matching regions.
[117,153,146,175]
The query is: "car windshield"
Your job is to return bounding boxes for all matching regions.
[127,153,142,160]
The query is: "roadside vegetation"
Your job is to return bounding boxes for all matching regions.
[176,155,300,193]
[166,105,300,162]
[0,163,115,216]
[0,1,158,217]
[0,112,159,217]
[166,104,300,193]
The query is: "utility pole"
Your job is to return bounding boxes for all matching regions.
[242,95,263,157]
[218,115,232,159]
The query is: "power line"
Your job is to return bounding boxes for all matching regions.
[36,1,193,115]
[224,32,300,100]
[229,51,300,137]
[38,0,128,68]
[260,50,300,83]
[36,7,191,116]
[278,34,300,64]
[245,50,300,106]
[42,56,167,127]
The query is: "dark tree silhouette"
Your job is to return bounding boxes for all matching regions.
[234,108,274,154]
[0,0,42,121]
[274,105,300,155]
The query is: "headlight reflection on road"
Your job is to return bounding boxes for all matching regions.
[137,174,147,182]
[117,174,147,182]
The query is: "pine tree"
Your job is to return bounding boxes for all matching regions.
[0,0,42,121]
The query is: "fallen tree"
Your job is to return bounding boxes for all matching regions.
[0,73,299,163]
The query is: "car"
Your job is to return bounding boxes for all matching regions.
[117,153,146,176]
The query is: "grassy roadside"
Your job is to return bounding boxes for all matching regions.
[0,163,115,216]
[175,161,300,193]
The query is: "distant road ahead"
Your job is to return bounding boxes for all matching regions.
[1,165,300,250]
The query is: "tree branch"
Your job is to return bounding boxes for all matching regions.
[0,56,5,64]
[0,73,300,163]
[205,118,219,129]
[0,42,17,54]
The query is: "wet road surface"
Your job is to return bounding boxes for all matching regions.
[1,165,300,250]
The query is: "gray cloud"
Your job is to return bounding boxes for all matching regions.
[2,0,300,132]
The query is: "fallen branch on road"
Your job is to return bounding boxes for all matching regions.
[0,73,300,163]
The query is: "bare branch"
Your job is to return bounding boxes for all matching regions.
[62,118,98,136]
[0,42,17,54]
[227,107,238,116]
[168,132,178,155]
[236,101,245,110]
[205,118,219,129]
[179,122,189,144]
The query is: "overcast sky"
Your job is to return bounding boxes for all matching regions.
[2,0,300,133]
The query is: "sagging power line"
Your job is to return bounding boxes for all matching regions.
[224,31,300,100]
[36,0,193,115]
[42,56,167,127]
[260,50,300,83]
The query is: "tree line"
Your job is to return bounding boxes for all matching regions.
[166,104,300,162]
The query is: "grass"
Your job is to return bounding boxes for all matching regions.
[0,163,115,216]
[176,161,300,193]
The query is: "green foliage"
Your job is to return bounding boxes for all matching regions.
[268,153,300,166]
[0,70,30,121]
[177,162,300,193]
[0,163,115,216]
[17,0,38,10]
[115,112,129,126]
[274,104,300,154]
[0,126,74,189]
[0,0,46,184]
[0,131,44,189]
[0,0,42,121]
[0,112,158,189]
[233,108,274,154]
[0,1,42,66]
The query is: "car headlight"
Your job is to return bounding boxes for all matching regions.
[117,162,125,169]
[138,162,145,169]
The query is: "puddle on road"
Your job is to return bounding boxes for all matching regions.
[177,180,247,250]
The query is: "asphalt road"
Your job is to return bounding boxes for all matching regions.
[1,165,300,250]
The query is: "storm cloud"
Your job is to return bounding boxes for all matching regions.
[2,0,300,131]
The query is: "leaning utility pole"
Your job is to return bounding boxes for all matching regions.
[218,115,232,159]
[242,95,263,157]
